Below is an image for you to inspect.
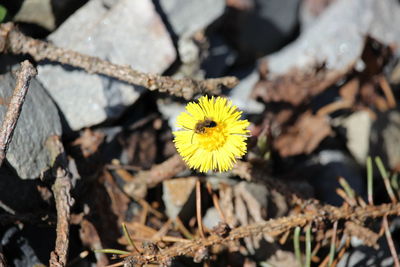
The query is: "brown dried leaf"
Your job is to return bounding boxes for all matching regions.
[72,128,105,158]
[102,170,131,223]
[79,219,109,266]
[219,184,237,228]
[339,78,359,103]
[274,111,331,157]
[252,63,344,106]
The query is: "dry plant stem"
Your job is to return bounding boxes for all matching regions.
[379,75,396,108]
[47,137,74,267]
[123,154,187,199]
[383,216,400,267]
[175,216,194,240]
[0,23,238,99]
[206,182,226,222]
[196,180,206,239]
[0,254,6,267]
[127,202,400,264]
[50,167,73,267]
[336,189,356,207]
[0,60,36,166]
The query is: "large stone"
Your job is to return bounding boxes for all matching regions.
[14,0,55,30]
[338,111,372,165]
[0,72,62,179]
[229,0,300,59]
[158,0,225,38]
[38,0,176,130]
[162,177,197,219]
[229,68,264,114]
[370,110,400,171]
[305,150,365,206]
[266,0,400,76]
[158,0,225,78]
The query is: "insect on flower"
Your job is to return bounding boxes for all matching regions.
[191,117,217,143]
[173,95,250,172]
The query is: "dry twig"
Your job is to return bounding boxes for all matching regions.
[123,154,186,199]
[0,60,36,166]
[46,136,75,267]
[196,180,206,238]
[383,216,400,267]
[0,23,238,99]
[123,202,400,265]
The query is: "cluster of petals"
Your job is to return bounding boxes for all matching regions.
[173,96,249,172]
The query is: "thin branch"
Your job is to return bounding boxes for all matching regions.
[206,182,226,223]
[378,75,396,108]
[0,23,238,100]
[196,179,205,239]
[383,216,400,267]
[0,60,37,166]
[46,136,74,267]
[123,202,400,265]
[123,154,186,199]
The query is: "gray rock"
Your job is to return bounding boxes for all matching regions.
[162,177,197,219]
[338,240,395,267]
[333,111,372,166]
[230,68,264,114]
[266,0,400,76]
[299,0,337,31]
[159,0,225,38]
[306,150,365,206]
[158,0,225,79]
[232,0,300,58]
[370,110,400,170]
[201,34,237,78]
[0,72,62,179]
[38,0,176,130]
[157,99,186,132]
[202,207,222,229]
[14,0,55,30]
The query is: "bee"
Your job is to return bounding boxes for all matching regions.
[187,117,217,144]
[194,118,217,134]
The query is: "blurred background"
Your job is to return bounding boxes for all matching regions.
[0,0,399,266]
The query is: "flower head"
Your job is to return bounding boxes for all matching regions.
[173,96,250,172]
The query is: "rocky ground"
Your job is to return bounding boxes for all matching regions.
[0,0,399,266]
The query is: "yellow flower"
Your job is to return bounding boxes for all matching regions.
[173,96,250,172]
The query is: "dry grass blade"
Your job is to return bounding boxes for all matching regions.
[366,156,374,205]
[375,157,397,203]
[294,226,302,266]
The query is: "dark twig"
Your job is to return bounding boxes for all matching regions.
[0,250,6,267]
[0,60,36,166]
[0,23,238,100]
[46,136,74,267]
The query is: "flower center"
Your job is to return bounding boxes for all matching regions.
[197,122,228,151]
